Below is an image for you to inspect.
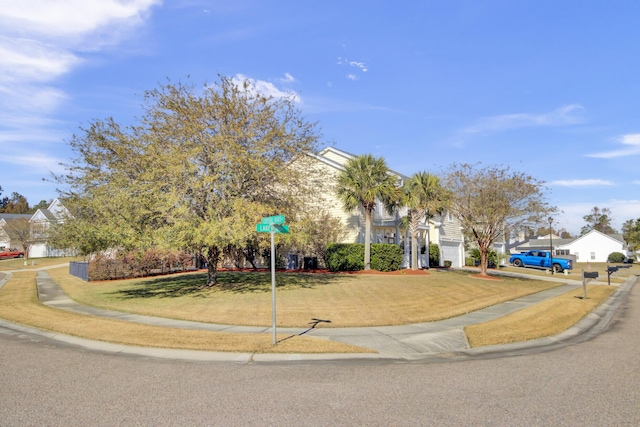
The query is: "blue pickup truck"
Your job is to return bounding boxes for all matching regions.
[509,250,573,273]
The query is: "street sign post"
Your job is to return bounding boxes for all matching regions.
[255,223,289,233]
[261,214,285,225]
[256,215,289,344]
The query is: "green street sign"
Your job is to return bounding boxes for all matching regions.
[256,223,289,233]
[273,224,289,234]
[261,214,285,225]
[256,224,273,233]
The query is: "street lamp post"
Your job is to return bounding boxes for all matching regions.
[548,217,554,275]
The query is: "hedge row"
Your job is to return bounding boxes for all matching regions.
[325,243,403,272]
[89,249,194,281]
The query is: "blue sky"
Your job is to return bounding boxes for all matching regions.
[2,1,639,235]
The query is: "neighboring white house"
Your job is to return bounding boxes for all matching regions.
[557,230,627,263]
[507,230,628,263]
[0,213,32,250]
[307,147,466,268]
[29,199,73,258]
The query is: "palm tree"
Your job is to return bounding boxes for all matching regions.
[335,154,399,270]
[401,172,451,270]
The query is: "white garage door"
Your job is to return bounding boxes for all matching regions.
[441,241,462,268]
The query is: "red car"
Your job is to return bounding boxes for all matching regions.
[0,248,25,259]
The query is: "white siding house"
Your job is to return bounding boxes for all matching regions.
[29,199,73,258]
[309,147,465,268]
[557,230,627,263]
[0,213,32,250]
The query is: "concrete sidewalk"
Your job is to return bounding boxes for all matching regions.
[0,267,635,363]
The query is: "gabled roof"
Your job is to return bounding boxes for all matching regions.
[558,229,626,248]
[508,237,574,252]
[312,146,409,181]
[0,213,32,221]
[30,198,70,223]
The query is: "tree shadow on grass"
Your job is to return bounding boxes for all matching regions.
[109,271,345,299]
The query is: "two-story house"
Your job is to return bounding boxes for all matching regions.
[306,147,465,268]
[29,199,73,258]
[0,213,32,250]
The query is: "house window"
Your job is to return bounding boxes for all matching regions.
[556,249,569,256]
[590,252,596,260]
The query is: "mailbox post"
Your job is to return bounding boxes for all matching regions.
[582,270,598,299]
[607,264,631,286]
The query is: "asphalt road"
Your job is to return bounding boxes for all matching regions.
[1,285,638,426]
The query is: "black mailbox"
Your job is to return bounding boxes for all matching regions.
[607,266,619,273]
[584,271,598,279]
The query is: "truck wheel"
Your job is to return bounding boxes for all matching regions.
[552,263,563,273]
[513,259,523,267]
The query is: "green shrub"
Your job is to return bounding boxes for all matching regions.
[465,257,475,267]
[607,252,626,263]
[429,243,440,267]
[325,243,402,272]
[325,243,364,271]
[470,248,498,267]
[371,244,403,272]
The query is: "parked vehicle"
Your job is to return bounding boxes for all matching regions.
[509,250,572,273]
[0,248,25,259]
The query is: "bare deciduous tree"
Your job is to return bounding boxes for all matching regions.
[444,163,554,276]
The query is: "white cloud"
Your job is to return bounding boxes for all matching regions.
[348,61,368,72]
[586,133,640,159]
[463,104,586,134]
[337,56,368,79]
[279,73,296,83]
[550,179,615,187]
[0,84,69,115]
[0,37,81,83]
[0,0,160,171]
[0,0,159,40]
[2,153,64,173]
[232,74,302,103]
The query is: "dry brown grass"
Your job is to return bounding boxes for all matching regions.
[49,268,561,328]
[465,285,616,347]
[0,256,82,270]
[0,271,370,354]
[501,261,638,284]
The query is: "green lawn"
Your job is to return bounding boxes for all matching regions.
[50,267,561,328]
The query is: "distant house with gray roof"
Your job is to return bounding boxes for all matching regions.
[0,213,32,250]
[29,199,74,258]
[507,230,628,263]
